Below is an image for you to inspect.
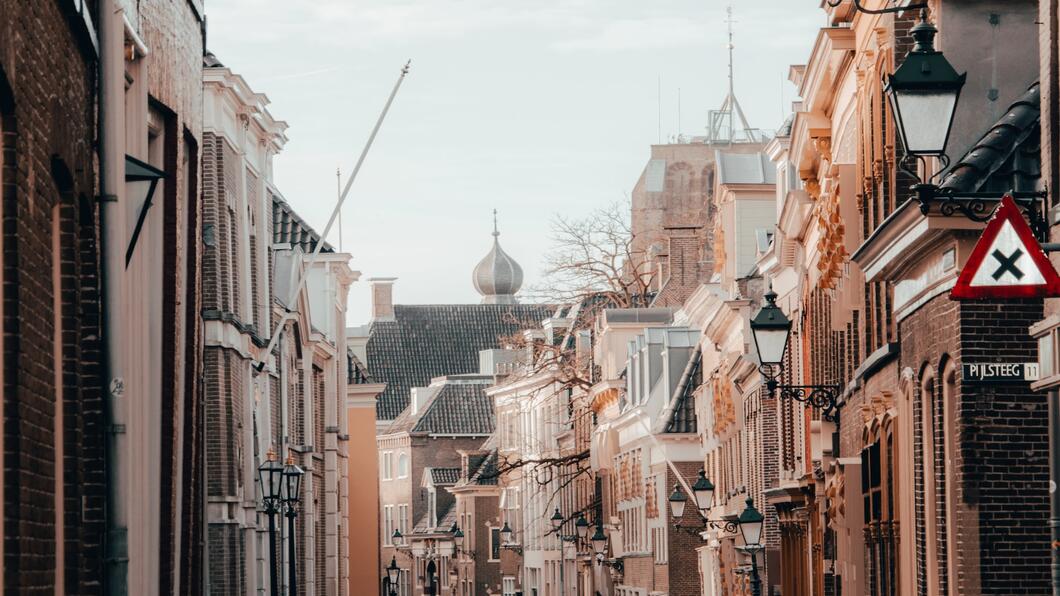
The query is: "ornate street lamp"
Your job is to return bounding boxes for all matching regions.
[282,453,304,596]
[738,498,765,596]
[885,13,965,158]
[392,529,404,549]
[550,508,564,530]
[258,448,283,596]
[668,474,738,534]
[590,525,608,557]
[750,289,841,421]
[500,521,513,545]
[385,556,400,596]
[882,11,1047,236]
[575,514,589,539]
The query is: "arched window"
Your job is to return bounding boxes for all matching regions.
[942,360,959,595]
[397,452,409,478]
[919,365,941,595]
[863,408,898,596]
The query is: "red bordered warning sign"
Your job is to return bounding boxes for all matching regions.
[951,195,1060,299]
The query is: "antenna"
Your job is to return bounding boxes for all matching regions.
[657,75,662,144]
[706,5,756,145]
[677,87,682,140]
[336,166,343,252]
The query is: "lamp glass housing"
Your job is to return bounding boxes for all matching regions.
[500,521,513,544]
[887,89,960,156]
[668,484,688,519]
[282,460,304,505]
[452,528,464,548]
[258,457,284,503]
[392,529,404,547]
[691,470,716,512]
[550,508,564,530]
[738,498,765,548]
[591,526,608,555]
[575,514,589,538]
[750,292,792,367]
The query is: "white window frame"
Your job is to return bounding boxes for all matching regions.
[503,576,517,596]
[397,452,409,478]
[383,505,394,546]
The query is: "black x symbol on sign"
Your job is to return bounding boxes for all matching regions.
[991,248,1024,281]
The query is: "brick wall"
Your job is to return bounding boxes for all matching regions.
[900,294,1049,595]
[0,2,103,593]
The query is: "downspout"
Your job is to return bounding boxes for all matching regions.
[99,1,128,594]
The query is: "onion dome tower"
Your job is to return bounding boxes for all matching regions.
[472,210,523,304]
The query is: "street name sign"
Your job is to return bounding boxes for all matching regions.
[950,195,1060,299]
[961,362,1040,383]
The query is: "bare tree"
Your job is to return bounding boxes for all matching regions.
[485,202,656,533]
[527,200,656,308]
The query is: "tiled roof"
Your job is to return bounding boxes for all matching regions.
[413,384,495,435]
[468,451,499,486]
[384,376,496,436]
[367,303,552,419]
[271,192,333,254]
[412,502,457,534]
[429,467,461,486]
[941,82,1041,194]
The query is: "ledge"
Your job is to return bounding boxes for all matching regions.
[851,199,983,283]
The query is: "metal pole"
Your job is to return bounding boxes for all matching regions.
[287,508,298,596]
[267,507,280,596]
[254,61,410,371]
[1049,390,1060,595]
[750,548,762,596]
[559,539,565,596]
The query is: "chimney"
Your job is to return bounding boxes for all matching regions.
[410,385,440,415]
[368,277,397,321]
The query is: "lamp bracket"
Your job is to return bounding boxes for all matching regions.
[674,518,739,535]
[764,383,842,423]
[825,0,927,15]
[913,185,1050,242]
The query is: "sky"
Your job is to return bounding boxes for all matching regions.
[205,0,825,326]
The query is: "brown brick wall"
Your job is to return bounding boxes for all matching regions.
[900,294,1049,595]
[0,2,103,593]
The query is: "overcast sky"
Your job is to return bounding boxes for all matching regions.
[206,0,824,325]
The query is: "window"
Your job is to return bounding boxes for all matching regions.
[397,503,409,534]
[489,527,501,561]
[428,488,437,528]
[381,451,394,480]
[920,367,940,595]
[397,452,409,478]
[862,421,898,596]
[942,362,959,596]
[502,577,517,596]
[383,505,394,546]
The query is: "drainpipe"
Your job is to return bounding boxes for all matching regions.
[1048,390,1060,596]
[99,0,128,593]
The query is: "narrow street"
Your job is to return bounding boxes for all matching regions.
[1,1,1059,595]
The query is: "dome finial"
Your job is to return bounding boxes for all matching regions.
[473,212,523,304]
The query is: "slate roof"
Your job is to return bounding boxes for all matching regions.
[271,192,333,254]
[368,303,553,419]
[429,467,461,486]
[384,376,496,435]
[413,502,457,534]
[467,450,499,486]
[941,82,1041,194]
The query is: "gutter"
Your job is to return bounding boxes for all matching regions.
[99,1,128,593]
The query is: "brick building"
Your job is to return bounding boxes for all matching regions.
[364,227,550,594]
[202,56,360,595]
[2,0,207,593]
[0,2,104,593]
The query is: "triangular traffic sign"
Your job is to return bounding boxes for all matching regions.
[951,195,1060,299]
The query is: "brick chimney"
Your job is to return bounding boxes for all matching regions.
[368,277,397,321]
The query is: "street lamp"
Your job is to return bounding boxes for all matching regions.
[737,498,765,596]
[590,525,608,558]
[385,556,400,596]
[550,508,564,531]
[668,474,738,534]
[258,448,283,596]
[500,521,513,545]
[884,13,965,159]
[393,529,404,549]
[575,514,589,539]
[880,10,1048,236]
[750,289,840,421]
[282,453,304,596]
